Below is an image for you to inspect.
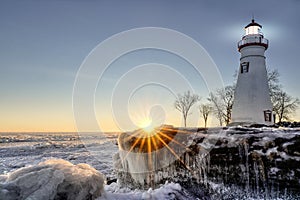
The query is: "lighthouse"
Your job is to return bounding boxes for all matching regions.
[231,19,274,125]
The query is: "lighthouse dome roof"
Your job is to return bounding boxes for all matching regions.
[245,19,262,29]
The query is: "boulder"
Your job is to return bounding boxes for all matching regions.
[0,159,105,200]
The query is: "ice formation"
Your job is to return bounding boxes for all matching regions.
[115,126,191,189]
[0,159,105,200]
[115,126,300,198]
[98,181,195,200]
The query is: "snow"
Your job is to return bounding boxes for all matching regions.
[98,182,192,200]
[270,167,280,174]
[282,142,294,148]
[0,159,105,200]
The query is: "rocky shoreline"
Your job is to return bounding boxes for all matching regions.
[115,126,300,198]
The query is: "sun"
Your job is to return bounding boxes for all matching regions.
[138,118,155,134]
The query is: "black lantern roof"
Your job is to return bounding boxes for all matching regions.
[245,19,262,29]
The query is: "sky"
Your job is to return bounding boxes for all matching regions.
[0,0,300,132]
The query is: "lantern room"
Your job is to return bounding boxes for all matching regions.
[238,19,268,51]
[245,19,263,35]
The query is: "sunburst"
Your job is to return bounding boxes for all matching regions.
[138,118,155,135]
[119,125,194,172]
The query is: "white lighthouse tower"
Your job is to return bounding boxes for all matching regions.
[231,19,274,125]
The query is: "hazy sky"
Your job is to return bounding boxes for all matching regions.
[1,0,300,132]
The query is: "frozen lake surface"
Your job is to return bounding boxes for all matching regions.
[0,132,118,181]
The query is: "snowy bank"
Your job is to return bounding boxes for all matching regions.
[0,159,105,200]
[97,182,196,200]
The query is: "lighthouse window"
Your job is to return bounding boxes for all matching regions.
[240,62,249,73]
[245,25,262,35]
[264,110,272,122]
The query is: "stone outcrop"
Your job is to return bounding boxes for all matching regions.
[114,126,300,197]
[0,159,105,200]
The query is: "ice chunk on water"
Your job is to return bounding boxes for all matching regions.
[0,159,105,200]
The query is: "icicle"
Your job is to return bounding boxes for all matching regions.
[243,140,250,196]
[253,161,259,196]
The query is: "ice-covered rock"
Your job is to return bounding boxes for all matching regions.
[115,126,193,189]
[0,159,105,200]
[115,126,300,198]
[98,182,197,200]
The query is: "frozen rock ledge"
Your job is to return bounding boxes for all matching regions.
[0,159,105,200]
[115,126,300,197]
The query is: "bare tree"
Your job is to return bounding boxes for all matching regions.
[267,68,281,98]
[174,91,200,127]
[199,103,212,128]
[267,69,300,122]
[207,92,224,126]
[220,86,235,125]
[208,86,234,126]
[272,89,300,123]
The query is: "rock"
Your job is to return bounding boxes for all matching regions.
[0,159,105,200]
[114,126,300,197]
[115,126,191,189]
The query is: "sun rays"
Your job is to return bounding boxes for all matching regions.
[138,118,156,134]
[119,125,194,172]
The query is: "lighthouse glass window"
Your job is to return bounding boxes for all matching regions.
[245,26,262,35]
[240,62,249,73]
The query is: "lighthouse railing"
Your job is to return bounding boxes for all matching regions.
[238,37,268,50]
